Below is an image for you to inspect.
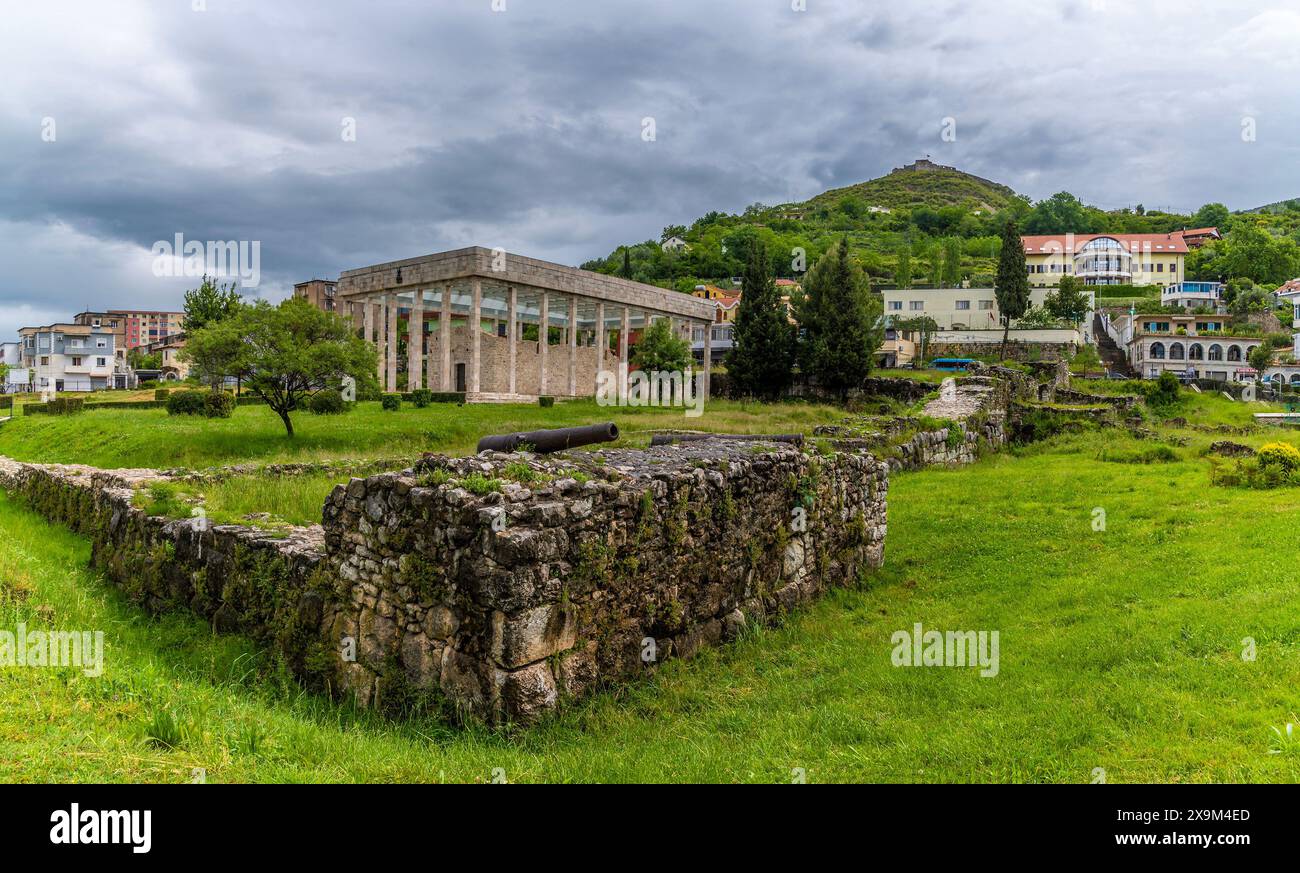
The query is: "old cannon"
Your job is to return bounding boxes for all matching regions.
[649,432,804,447]
[476,422,620,454]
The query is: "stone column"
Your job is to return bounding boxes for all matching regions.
[619,305,630,403]
[385,294,398,393]
[702,319,712,400]
[440,284,452,392]
[408,291,423,392]
[363,297,377,384]
[568,295,578,396]
[507,286,517,396]
[374,298,386,389]
[470,279,482,395]
[538,291,549,396]
[595,301,605,391]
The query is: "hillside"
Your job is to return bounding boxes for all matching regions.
[580,159,1262,292]
[1243,196,1300,215]
[801,159,1020,214]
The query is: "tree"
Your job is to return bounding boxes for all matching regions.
[940,236,962,287]
[621,247,632,279]
[894,315,937,366]
[894,244,913,289]
[182,275,243,333]
[181,297,377,438]
[795,237,883,400]
[727,239,796,399]
[1025,192,1090,234]
[1043,275,1091,325]
[1249,343,1275,376]
[630,316,692,374]
[1192,202,1230,229]
[994,219,1031,359]
[128,348,162,370]
[0,363,9,386]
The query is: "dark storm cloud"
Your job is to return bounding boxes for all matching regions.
[1,0,1298,338]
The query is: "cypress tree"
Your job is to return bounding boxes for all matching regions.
[994,219,1031,360]
[727,240,795,399]
[796,237,883,401]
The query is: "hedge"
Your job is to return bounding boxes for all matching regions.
[24,398,85,416]
[398,391,465,404]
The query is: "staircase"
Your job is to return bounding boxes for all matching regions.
[1092,313,1135,378]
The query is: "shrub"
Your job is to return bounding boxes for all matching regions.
[166,390,208,416]
[309,389,347,415]
[139,380,158,389]
[154,388,171,401]
[538,395,555,408]
[203,391,235,419]
[381,394,402,411]
[1258,441,1300,473]
[410,389,433,408]
[1099,445,1179,464]
[44,397,85,415]
[1144,371,1181,408]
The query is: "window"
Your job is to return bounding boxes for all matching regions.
[979,300,994,310]
[888,301,902,311]
[1157,263,1164,272]
[71,357,82,366]
[909,301,923,311]
[955,300,970,310]
[96,357,107,367]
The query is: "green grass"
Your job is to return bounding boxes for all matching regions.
[3,413,1300,781]
[0,399,845,470]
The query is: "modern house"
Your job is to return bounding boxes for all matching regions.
[1159,281,1226,312]
[1021,231,1208,289]
[1102,311,1262,382]
[73,311,132,372]
[140,333,190,381]
[880,285,1094,340]
[18,322,125,392]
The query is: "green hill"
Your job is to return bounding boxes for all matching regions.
[801,159,1020,214]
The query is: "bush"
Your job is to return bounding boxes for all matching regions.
[1144,371,1181,408]
[410,388,433,408]
[1258,441,1300,473]
[40,398,85,416]
[538,395,555,408]
[203,391,235,419]
[309,389,347,415]
[166,390,208,416]
[139,380,158,389]
[381,394,402,411]
[154,388,171,401]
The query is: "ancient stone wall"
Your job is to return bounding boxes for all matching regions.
[0,439,888,725]
[320,443,888,723]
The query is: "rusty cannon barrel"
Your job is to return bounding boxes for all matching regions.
[649,432,804,447]
[477,422,619,454]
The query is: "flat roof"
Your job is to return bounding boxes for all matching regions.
[338,246,715,321]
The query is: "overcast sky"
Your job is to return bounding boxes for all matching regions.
[2,0,1298,339]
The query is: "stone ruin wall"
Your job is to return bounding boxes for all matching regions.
[0,364,1066,725]
[0,441,888,725]
[321,444,887,723]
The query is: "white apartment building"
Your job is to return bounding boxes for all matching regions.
[18,323,127,392]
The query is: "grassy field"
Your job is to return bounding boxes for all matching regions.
[2,400,1300,781]
[0,398,846,470]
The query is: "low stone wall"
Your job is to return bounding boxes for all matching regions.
[0,440,888,726]
[0,457,330,683]
[1054,387,1140,411]
[321,442,887,723]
